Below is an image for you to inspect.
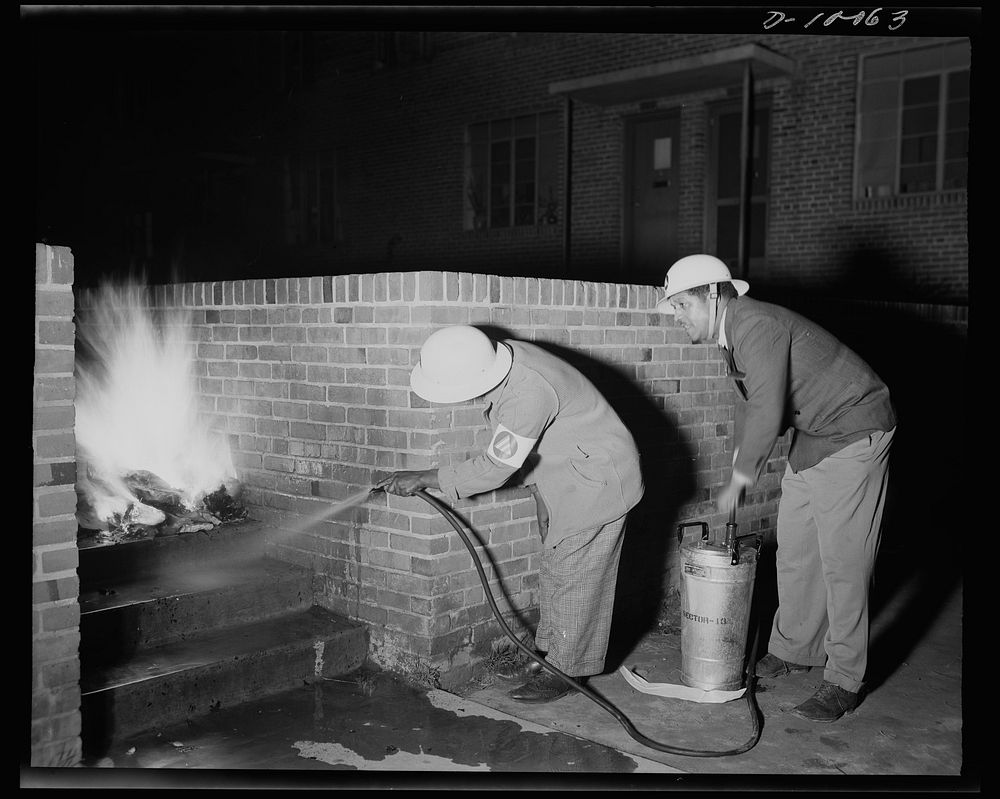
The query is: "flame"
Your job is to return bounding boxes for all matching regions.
[75,282,237,529]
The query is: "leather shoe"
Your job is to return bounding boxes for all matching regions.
[495,655,545,680]
[755,653,811,678]
[507,671,578,703]
[792,681,860,722]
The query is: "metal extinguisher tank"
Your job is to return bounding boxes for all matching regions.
[677,520,762,692]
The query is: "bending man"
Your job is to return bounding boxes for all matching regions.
[377,325,644,703]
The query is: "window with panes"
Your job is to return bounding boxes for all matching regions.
[856,41,970,199]
[283,150,340,247]
[464,112,560,230]
[707,100,771,272]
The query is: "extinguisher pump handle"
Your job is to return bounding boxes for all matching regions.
[676,521,709,545]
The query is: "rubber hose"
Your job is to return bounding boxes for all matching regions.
[413,489,763,758]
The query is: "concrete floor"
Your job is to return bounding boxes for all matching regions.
[26,542,975,790]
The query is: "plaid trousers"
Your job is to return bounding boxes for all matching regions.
[533,513,628,677]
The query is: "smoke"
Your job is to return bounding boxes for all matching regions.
[75,281,237,529]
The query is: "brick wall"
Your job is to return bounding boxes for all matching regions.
[80,270,786,687]
[32,245,82,767]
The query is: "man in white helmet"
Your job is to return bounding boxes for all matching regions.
[657,254,896,723]
[377,325,644,703]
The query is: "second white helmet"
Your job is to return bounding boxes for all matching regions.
[655,254,749,313]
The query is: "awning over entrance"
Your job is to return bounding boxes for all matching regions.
[548,43,796,105]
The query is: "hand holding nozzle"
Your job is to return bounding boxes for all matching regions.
[716,473,750,517]
[374,468,441,497]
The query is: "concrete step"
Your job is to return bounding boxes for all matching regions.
[81,605,369,748]
[78,519,269,588]
[77,519,371,756]
[79,556,318,669]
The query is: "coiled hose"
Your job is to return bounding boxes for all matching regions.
[413,489,763,758]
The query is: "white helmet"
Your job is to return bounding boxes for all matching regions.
[654,254,749,313]
[410,326,513,403]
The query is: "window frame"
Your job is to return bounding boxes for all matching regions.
[374,32,430,69]
[854,40,970,201]
[282,149,341,249]
[280,32,316,92]
[704,95,773,277]
[463,111,560,232]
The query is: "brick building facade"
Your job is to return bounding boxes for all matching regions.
[258,31,969,303]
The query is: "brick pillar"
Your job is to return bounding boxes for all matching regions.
[31,244,82,767]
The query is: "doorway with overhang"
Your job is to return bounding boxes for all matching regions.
[549,43,795,283]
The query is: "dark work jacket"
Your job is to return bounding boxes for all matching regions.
[723,296,896,480]
[437,340,644,546]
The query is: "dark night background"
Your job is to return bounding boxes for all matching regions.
[32,14,286,287]
[28,5,980,289]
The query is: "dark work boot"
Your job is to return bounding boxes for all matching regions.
[755,653,811,678]
[792,681,861,722]
[507,671,579,703]
[494,654,546,681]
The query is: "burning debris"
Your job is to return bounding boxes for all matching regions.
[201,482,249,524]
[74,282,244,544]
[79,470,247,543]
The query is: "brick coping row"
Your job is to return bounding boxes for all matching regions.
[76,271,668,313]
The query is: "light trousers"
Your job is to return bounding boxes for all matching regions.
[768,427,895,693]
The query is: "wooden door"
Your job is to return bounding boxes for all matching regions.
[626,113,680,280]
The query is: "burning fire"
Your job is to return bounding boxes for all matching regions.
[75,282,243,538]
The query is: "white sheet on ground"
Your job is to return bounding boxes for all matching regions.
[618,666,746,704]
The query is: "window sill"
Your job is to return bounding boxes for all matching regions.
[463,223,562,240]
[853,189,967,212]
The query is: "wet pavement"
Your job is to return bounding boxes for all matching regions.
[25,543,975,790]
[48,669,682,789]
[86,671,678,775]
